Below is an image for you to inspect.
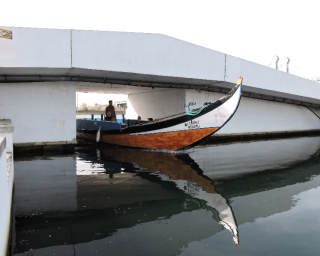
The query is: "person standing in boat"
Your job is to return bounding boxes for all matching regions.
[105,111,112,121]
[105,100,116,119]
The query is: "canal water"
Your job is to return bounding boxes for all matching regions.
[12,136,320,255]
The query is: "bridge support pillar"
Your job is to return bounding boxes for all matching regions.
[0,82,76,148]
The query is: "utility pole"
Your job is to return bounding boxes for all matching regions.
[273,55,279,70]
[285,57,290,73]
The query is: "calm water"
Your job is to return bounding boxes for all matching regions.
[12,136,320,255]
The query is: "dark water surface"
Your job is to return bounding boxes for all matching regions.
[13,136,320,255]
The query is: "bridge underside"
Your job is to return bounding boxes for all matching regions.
[1,68,320,109]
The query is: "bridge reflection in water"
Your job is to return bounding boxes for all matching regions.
[13,136,320,255]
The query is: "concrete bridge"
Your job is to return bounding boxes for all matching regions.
[1,26,320,147]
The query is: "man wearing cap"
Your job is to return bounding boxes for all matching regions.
[105,100,116,120]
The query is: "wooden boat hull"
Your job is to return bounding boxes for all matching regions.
[77,78,242,150]
[78,127,219,151]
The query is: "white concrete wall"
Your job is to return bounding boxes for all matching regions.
[184,89,320,134]
[185,89,225,109]
[0,82,76,143]
[127,88,320,134]
[218,96,320,134]
[71,30,225,80]
[126,89,186,120]
[0,26,71,72]
[0,136,14,256]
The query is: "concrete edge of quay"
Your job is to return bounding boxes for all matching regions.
[201,129,320,145]
[12,130,320,153]
[14,140,77,154]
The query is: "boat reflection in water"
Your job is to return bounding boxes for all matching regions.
[190,136,320,180]
[13,135,320,255]
[76,135,320,248]
[85,147,240,245]
[76,135,320,249]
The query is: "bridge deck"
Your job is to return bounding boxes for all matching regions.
[0,26,319,107]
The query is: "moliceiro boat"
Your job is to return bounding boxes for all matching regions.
[77,77,243,150]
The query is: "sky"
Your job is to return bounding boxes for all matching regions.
[2,0,319,106]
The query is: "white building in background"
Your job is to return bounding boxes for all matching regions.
[114,100,127,108]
